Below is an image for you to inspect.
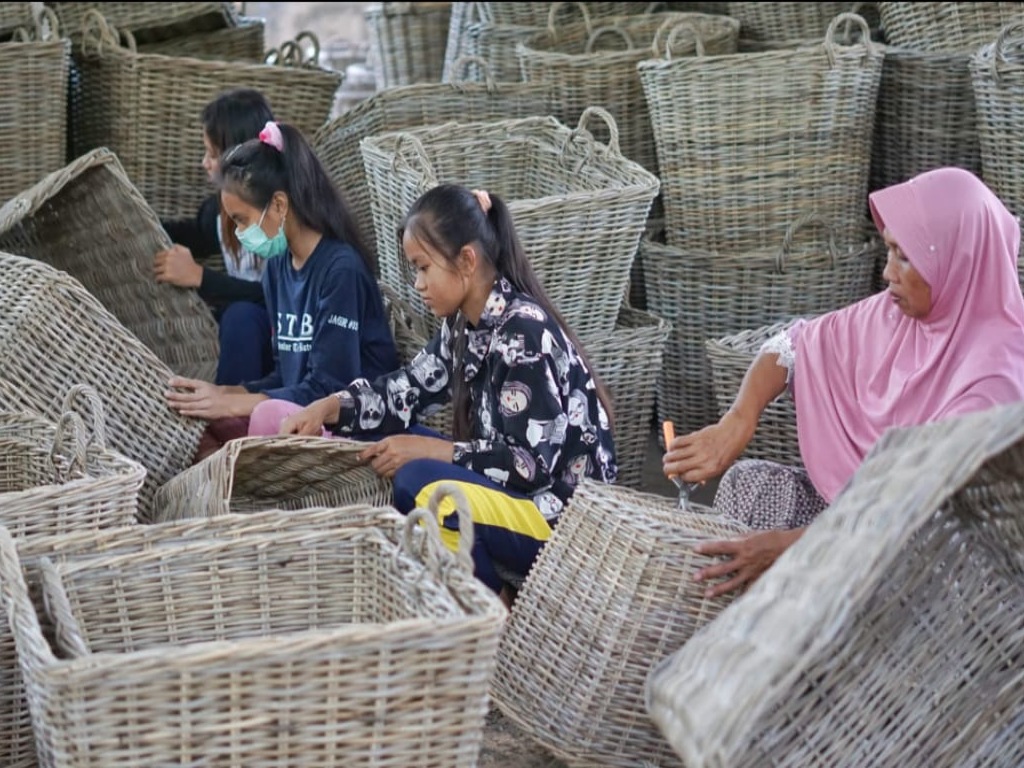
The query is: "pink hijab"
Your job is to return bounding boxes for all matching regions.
[791,167,1024,503]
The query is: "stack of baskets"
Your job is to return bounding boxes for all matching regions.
[637,11,884,441]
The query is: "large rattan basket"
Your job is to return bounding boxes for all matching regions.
[364,1,452,88]
[878,1,1024,51]
[647,400,1024,767]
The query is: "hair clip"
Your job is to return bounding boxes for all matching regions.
[259,121,284,152]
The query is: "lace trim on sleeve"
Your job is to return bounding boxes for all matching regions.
[760,330,796,386]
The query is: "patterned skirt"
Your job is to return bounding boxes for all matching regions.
[714,459,828,530]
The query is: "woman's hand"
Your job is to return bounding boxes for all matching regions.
[279,397,338,436]
[154,244,203,288]
[165,376,233,419]
[358,435,454,479]
[664,411,755,484]
[693,528,804,598]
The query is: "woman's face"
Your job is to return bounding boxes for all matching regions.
[404,230,467,318]
[881,228,932,319]
[202,131,220,182]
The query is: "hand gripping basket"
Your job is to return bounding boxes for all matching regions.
[0,9,70,206]
[0,251,206,519]
[0,503,402,768]
[639,11,883,253]
[878,1,1024,51]
[0,147,220,381]
[646,400,1024,768]
[312,54,559,259]
[705,319,806,467]
[641,214,879,435]
[3,485,505,768]
[364,1,453,89]
[361,107,661,340]
[491,480,749,767]
[69,10,341,220]
[516,5,740,175]
[151,435,395,524]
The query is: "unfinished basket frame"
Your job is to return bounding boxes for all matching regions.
[647,400,1024,767]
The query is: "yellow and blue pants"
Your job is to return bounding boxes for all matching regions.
[393,459,552,593]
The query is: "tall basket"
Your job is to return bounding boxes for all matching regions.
[365,1,453,88]
[0,148,220,381]
[647,401,1024,768]
[360,108,660,340]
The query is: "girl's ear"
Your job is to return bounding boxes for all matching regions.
[456,244,479,276]
[272,190,289,219]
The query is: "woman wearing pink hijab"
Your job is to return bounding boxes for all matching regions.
[663,167,1024,598]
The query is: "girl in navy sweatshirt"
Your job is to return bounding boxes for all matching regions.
[165,120,399,449]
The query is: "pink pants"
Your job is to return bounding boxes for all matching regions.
[247,399,330,438]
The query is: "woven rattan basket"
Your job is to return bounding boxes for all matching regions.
[0,251,206,519]
[361,108,660,340]
[870,45,981,193]
[646,400,1024,767]
[69,11,341,220]
[0,10,69,206]
[137,16,266,62]
[0,503,404,768]
[706,319,808,467]
[491,480,749,767]
[971,19,1024,290]
[0,147,220,381]
[0,3,33,39]
[878,1,1024,51]
[365,1,452,88]
[517,7,740,176]
[313,55,559,259]
[639,11,882,253]
[7,485,504,767]
[641,214,880,434]
[442,2,542,83]
[50,1,238,43]
[727,1,870,41]
[151,435,394,524]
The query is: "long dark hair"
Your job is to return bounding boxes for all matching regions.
[201,88,275,265]
[399,184,614,440]
[215,121,374,273]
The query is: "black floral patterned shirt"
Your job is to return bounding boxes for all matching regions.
[331,277,617,519]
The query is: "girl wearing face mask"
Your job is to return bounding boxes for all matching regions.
[165,120,400,453]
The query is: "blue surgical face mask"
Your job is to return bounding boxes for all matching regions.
[236,203,288,259]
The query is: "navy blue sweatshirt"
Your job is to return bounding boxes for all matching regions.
[241,237,399,406]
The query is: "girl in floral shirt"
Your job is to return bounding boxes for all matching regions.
[281,184,617,594]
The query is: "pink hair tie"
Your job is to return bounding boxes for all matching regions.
[259,121,284,152]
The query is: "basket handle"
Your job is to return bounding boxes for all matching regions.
[776,212,840,273]
[451,54,497,90]
[50,412,89,482]
[992,19,1024,81]
[585,25,635,54]
[39,556,91,659]
[546,2,593,40]
[61,384,108,449]
[293,30,321,66]
[569,105,622,158]
[0,528,59,669]
[653,18,706,59]
[823,12,873,67]
[401,482,476,577]
[389,132,439,185]
[15,6,61,42]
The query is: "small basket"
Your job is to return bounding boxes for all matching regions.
[584,306,670,490]
[360,108,660,340]
[706,319,807,467]
[7,484,504,767]
[364,1,453,88]
[0,503,404,768]
[50,1,238,43]
[870,45,980,193]
[646,400,1024,768]
[878,1,1024,51]
[517,5,740,175]
[491,479,748,767]
[0,147,220,381]
[69,11,341,220]
[313,54,559,259]
[0,9,70,205]
[641,214,880,434]
[0,251,206,519]
[639,12,883,253]
[151,435,395,524]
[137,16,266,62]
